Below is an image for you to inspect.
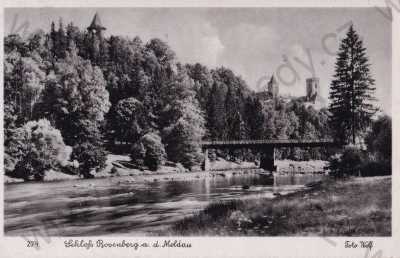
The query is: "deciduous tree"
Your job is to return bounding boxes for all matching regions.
[6,119,73,181]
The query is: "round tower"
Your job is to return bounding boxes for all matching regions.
[268,75,279,99]
[306,77,319,103]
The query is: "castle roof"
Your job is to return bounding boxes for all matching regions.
[88,12,106,30]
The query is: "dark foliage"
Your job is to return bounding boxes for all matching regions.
[328,146,366,177]
[72,142,107,178]
[365,115,391,163]
[328,25,377,144]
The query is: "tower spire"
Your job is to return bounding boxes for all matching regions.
[87,12,106,37]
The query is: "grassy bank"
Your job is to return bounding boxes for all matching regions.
[169,176,391,236]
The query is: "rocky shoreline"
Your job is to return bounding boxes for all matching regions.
[4,154,328,184]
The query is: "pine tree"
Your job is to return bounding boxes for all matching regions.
[206,82,226,139]
[244,97,264,139]
[328,25,377,144]
[225,86,242,140]
[49,21,57,59]
[57,19,67,59]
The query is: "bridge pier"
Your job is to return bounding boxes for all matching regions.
[260,147,276,172]
[202,148,210,171]
[199,139,339,172]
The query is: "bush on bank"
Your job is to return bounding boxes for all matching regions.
[130,132,166,171]
[329,146,391,178]
[329,116,392,178]
[5,119,75,181]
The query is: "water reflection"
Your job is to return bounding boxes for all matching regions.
[5,173,324,236]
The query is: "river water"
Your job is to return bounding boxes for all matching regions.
[4,173,323,236]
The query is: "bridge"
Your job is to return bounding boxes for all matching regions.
[199,139,341,171]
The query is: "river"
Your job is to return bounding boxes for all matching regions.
[4,172,324,236]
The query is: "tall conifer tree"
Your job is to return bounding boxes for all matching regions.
[206,82,226,139]
[328,25,377,144]
[225,86,242,140]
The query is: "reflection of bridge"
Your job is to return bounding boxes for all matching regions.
[199,139,341,171]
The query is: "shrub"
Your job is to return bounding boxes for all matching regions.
[328,146,366,177]
[110,166,118,174]
[143,133,166,171]
[361,160,391,177]
[365,115,391,163]
[131,132,166,171]
[5,119,73,181]
[114,97,147,144]
[130,141,146,166]
[72,142,107,178]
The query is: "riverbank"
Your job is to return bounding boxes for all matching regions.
[169,176,391,236]
[4,157,262,184]
[4,154,328,184]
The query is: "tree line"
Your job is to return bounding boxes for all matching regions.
[4,20,390,180]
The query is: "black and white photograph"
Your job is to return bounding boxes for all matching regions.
[2,5,393,242]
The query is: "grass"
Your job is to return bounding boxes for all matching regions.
[169,176,391,236]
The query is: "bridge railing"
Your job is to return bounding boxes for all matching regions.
[200,139,337,147]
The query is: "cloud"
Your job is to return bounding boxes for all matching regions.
[221,23,280,55]
[218,23,282,88]
[170,20,224,67]
[146,17,224,68]
[194,35,225,67]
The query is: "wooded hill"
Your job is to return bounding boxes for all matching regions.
[4,20,334,179]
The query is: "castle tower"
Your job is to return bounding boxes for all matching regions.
[306,77,319,103]
[268,75,279,99]
[87,12,106,64]
[87,12,106,38]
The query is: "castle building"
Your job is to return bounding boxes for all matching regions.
[267,75,279,99]
[255,75,280,102]
[306,77,319,103]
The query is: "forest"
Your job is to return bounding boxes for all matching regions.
[4,20,390,180]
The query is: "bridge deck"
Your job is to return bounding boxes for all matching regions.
[200,139,338,148]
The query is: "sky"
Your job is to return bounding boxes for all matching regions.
[5,8,392,114]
